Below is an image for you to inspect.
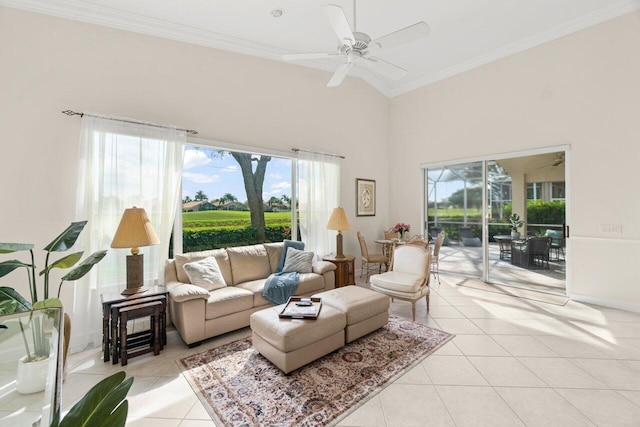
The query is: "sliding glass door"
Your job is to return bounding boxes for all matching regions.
[424,150,567,294]
[426,161,484,281]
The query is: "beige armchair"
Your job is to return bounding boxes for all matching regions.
[357,231,389,283]
[370,245,431,321]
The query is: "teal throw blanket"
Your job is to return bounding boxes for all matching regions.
[262,272,300,305]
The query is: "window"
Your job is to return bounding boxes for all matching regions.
[177,145,294,253]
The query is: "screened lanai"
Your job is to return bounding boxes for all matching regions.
[424,151,567,295]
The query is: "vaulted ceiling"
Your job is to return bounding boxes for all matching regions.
[3,0,639,97]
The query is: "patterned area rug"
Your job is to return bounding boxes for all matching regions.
[178,315,454,426]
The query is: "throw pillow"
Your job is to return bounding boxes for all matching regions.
[276,239,305,272]
[183,256,227,291]
[282,247,314,274]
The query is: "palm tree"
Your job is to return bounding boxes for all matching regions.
[194,190,208,201]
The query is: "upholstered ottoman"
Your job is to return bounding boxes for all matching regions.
[250,305,346,374]
[313,286,390,343]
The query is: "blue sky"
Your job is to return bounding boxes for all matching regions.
[182,146,292,202]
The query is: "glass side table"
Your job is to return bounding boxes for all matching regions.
[0,307,63,427]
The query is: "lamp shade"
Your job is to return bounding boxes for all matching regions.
[327,207,350,231]
[111,207,160,250]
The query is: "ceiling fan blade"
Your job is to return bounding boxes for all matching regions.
[369,21,430,53]
[363,56,407,80]
[327,63,355,87]
[322,4,355,45]
[282,52,340,61]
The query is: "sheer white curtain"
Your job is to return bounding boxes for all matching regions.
[71,114,184,353]
[298,152,340,257]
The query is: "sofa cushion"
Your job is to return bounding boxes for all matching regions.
[235,278,269,307]
[276,240,305,272]
[175,249,232,284]
[370,271,426,294]
[296,273,326,295]
[227,244,272,285]
[205,287,254,320]
[282,248,314,274]
[263,243,284,273]
[183,256,227,291]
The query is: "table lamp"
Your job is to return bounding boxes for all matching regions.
[327,207,350,258]
[111,206,159,295]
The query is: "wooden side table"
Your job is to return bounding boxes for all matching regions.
[101,285,167,363]
[322,255,355,287]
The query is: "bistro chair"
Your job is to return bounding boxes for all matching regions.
[357,231,389,283]
[431,231,445,284]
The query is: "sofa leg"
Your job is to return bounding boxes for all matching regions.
[188,341,201,349]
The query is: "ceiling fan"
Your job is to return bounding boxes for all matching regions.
[282,2,430,87]
[537,153,565,169]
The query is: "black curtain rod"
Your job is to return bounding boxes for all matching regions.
[62,110,198,135]
[291,148,345,159]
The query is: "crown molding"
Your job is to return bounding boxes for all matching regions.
[388,0,640,98]
[3,0,639,99]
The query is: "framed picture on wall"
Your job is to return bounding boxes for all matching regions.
[356,178,376,216]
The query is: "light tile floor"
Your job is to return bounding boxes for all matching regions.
[52,274,640,426]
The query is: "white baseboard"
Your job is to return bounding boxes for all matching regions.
[570,293,640,313]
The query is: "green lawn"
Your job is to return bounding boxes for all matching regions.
[183,210,292,231]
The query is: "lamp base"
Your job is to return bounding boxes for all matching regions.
[335,233,345,259]
[121,253,146,295]
[121,285,148,296]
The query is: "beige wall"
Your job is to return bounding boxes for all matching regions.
[2,6,639,311]
[390,11,640,309]
[0,7,390,305]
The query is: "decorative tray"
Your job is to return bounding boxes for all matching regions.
[279,297,322,319]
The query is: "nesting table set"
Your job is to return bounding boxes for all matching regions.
[101,286,168,365]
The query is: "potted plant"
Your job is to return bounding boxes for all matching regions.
[0,221,107,394]
[52,371,133,427]
[508,213,524,239]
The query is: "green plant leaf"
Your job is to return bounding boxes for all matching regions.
[0,260,32,278]
[0,243,34,254]
[32,298,63,310]
[61,250,107,281]
[0,287,32,312]
[39,251,83,276]
[0,300,18,315]
[44,221,88,253]
[59,371,132,427]
[93,400,128,427]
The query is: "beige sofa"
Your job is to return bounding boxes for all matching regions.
[164,242,337,346]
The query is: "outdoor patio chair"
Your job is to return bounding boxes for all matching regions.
[357,231,389,283]
[459,226,481,247]
[370,245,431,321]
[545,229,565,261]
[511,236,551,269]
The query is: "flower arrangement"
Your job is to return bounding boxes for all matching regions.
[393,223,411,239]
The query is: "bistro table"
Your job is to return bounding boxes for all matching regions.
[374,238,407,267]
